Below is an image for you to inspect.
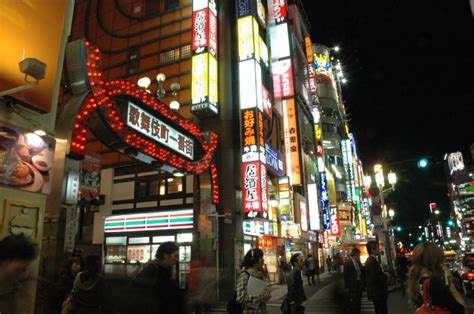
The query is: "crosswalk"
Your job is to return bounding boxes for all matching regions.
[299,294,375,313]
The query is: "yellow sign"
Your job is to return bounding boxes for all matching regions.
[191,53,209,104]
[315,124,322,140]
[209,54,218,106]
[325,169,337,204]
[238,16,254,60]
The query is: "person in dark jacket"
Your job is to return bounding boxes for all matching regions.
[0,234,38,314]
[407,242,467,314]
[365,241,388,314]
[286,253,306,314]
[395,252,408,295]
[57,255,83,312]
[69,255,105,314]
[344,248,364,314]
[132,241,183,314]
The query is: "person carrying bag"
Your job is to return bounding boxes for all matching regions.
[415,279,451,314]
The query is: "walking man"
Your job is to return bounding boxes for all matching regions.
[305,254,316,286]
[344,248,363,314]
[365,241,388,314]
[326,255,332,273]
[131,241,182,313]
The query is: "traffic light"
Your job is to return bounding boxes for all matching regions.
[417,158,429,169]
[448,219,455,227]
[395,226,402,232]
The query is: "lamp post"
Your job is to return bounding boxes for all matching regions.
[367,164,397,274]
[137,72,181,110]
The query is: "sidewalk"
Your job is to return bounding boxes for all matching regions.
[267,271,334,303]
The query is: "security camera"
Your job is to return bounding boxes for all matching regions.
[19,58,47,82]
[0,58,47,97]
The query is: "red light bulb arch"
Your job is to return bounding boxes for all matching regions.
[70,41,219,204]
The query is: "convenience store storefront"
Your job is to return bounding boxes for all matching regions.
[103,209,193,288]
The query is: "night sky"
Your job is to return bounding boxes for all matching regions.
[305,1,474,241]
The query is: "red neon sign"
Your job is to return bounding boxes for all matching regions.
[192,8,217,56]
[273,0,287,22]
[69,41,220,204]
[273,59,294,98]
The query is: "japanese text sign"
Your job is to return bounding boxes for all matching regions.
[127,102,194,160]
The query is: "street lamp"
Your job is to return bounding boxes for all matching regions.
[137,72,181,110]
[388,209,395,218]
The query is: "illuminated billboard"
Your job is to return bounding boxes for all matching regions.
[0,0,69,113]
[239,59,263,111]
[330,206,341,236]
[273,59,294,98]
[282,99,301,185]
[320,172,330,230]
[191,53,218,117]
[308,183,321,231]
[238,16,261,61]
[314,53,332,78]
[271,23,290,59]
[191,0,218,118]
[104,209,193,233]
[242,161,267,219]
[273,0,287,23]
[127,102,194,160]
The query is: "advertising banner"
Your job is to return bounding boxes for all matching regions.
[308,183,321,231]
[242,161,265,219]
[320,172,330,230]
[282,99,301,185]
[273,59,294,98]
[273,0,287,23]
[330,206,341,236]
[0,122,55,194]
[265,143,284,176]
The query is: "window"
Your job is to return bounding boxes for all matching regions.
[146,0,161,15]
[167,177,183,194]
[164,0,179,11]
[181,45,191,59]
[137,181,148,198]
[128,48,139,74]
[149,179,165,196]
[159,48,180,65]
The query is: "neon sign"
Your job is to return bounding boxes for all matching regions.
[127,102,194,160]
[191,0,218,118]
[66,39,219,204]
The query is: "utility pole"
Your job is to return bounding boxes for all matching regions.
[207,212,225,303]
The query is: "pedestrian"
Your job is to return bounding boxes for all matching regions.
[131,241,183,313]
[326,255,332,273]
[407,242,467,314]
[395,252,408,295]
[304,254,316,285]
[279,258,291,284]
[0,234,38,314]
[68,255,105,314]
[236,248,271,313]
[57,255,83,313]
[365,241,388,314]
[286,253,307,314]
[343,248,363,314]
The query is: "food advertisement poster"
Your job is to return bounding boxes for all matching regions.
[0,122,55,194]
[79,152,101,202]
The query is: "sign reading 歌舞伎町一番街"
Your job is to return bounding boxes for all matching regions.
[127,102,194,160]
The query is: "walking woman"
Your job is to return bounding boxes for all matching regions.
[407,242,468,314]
[236,248,271,313]
[286,253,307,314]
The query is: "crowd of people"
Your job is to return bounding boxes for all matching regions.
[0,233,471,314]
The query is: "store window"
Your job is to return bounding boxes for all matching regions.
[105,237,127,264]
[150,179,166,196]
[167,177,183,194]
